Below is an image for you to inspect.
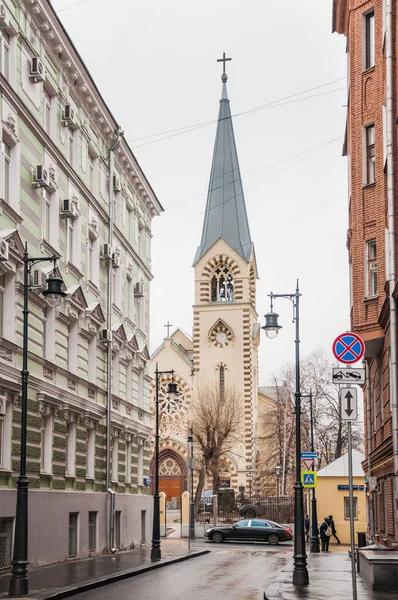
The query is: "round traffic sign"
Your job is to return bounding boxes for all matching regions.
[332,332,365,364]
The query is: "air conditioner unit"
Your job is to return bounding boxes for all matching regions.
[0,4,9,28]
[60,198,78,219]
[99,329,112,343]
[0,237,9,261]
[30,268,47,290]
[101,244,112,260]
[134,282,144,297]
[113,175,121,193]
[368,476,378,492]
[33,165,49,188]
[62,104,76,128]
[0,395,6,416]
[112,253,121,268]
[29,56,45,83]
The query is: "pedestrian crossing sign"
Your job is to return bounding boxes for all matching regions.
[301,471,317,488]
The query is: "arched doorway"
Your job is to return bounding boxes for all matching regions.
[151,449,187,509]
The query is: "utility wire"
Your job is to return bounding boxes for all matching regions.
[56,0,91,12]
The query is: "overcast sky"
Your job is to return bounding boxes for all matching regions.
[54,0,348,385]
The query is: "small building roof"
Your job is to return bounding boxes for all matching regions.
[258,386,278,401]
[317,449,364,478]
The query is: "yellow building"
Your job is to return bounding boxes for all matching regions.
[316,449,366,544]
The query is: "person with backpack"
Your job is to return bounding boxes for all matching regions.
[304,514,310,543]
[328,514,341,544]
[320,516,332,551]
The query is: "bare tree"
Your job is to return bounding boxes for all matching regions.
[190,382,242,524]
[258,348,363,491]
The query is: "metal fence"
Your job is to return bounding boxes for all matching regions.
[197,496,295,525]
[0,518,13,570]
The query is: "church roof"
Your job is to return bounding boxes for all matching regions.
[193,69,253,266]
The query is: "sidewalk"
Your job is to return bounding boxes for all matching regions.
[0,539,209,600]
[263,545,392,599]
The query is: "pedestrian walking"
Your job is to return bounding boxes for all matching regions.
[320,516,332,552]
[328,514,341,544]
[304,514,310,543]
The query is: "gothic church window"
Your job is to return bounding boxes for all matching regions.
[211,266,234,302]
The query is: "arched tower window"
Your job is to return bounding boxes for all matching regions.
[219,366,225,401]
[211,266,234,302]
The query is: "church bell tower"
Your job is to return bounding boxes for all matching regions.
[192,55,260,491]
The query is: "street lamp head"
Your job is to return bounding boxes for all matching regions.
[262,311,282,339]
[275,465,282,478]
[166,381,179,399]
[187,431,193,444]
[41,273,67,307]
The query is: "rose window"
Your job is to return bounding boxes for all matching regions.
[158,380,186,422]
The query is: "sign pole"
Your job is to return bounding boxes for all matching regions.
[348,420,357,600]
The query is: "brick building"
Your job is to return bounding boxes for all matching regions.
[333,0,398,546]
[0,0,162,568]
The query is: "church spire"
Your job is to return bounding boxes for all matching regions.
[193,54,253,266]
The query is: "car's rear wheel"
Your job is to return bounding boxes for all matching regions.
[244,508,256,518]
[212,531,224,543]
[268,533,280,545]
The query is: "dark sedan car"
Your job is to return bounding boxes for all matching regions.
[204,519,293,545]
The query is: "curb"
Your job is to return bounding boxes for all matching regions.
[41,550,210,600]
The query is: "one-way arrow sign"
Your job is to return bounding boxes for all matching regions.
[340,387,358,421]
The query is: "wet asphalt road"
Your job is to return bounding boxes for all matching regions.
[61,542,293,600]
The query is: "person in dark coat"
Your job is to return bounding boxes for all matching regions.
[328,515,341,544]
[319,517,331,552]
[304,514,310,542]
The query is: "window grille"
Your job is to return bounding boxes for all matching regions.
[115,511,121,549]
[344,497,358,520]
[68,512,78,558]
[88,512,97,552]
[0,517,13,569]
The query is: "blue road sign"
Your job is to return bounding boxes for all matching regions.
[332,332,365,364]
[304,473,315,485]
[301,452,317,459]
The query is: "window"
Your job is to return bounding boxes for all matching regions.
[66,422,76,476]
[68,512,79,558]
[344,496,358,520]
[250,520,268,528]
[3,141,10,203]
[235,520,249,528]
[40,415,53,474]
[219,366,225,401]
[111,435,119,482]
[67,219,74,263]
[88,512,97,552]
[0,273,4,336]
[366,240,377,297]
[0,414,3,468]
[88,335,97,383]
[0,517,13,570]
[364,11,375,70]
[68,320,78,373]
[365,124,375,184]
[42,190,51,242]
[1,31,10,81]
[87,427,95,478]
[43,90,51,135]
[137,441,144,485]
[88,236,93,281]
[126,277,133,319]
[68,129,74,166]
[125,440,132,484]
[211,266,234,301]
[88,154,94,191]
[0,396,11,470]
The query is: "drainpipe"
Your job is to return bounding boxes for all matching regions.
[106,125,123,552]
[365,360,375,542]
[386,0,398,541]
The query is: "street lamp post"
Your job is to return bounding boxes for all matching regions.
[275,465,281,499]
[9,244,66,597]
[188,430,195,540]
[262,281,309,586]
[151,365,179,561]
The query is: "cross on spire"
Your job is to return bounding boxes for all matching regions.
[164,321,173,337]
[217,52,231,75]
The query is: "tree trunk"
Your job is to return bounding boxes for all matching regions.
[194,464,205,518]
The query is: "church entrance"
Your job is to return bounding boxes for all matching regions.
[159,453,186,509]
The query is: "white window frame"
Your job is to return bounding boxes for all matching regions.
[365,239,377,298]
[363,123,375,185]
[2,140,10,203]
[88,334,97,383]
[40,414,53,474]
[0,272,15,342]
[43,89,52,136]
[0,397,11,470]
[68,319,78,374]
[363,9,375,71]
[87,427,95,479]
[68,128,74,167]
[44,304,56,362]
[0,273,4,337]
[66,422,76,477]
[125,439,132,484]
[1,30,10,81]
[111,435,119,483]
[137,441,144,485]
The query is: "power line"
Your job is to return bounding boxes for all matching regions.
[56,0,91,12]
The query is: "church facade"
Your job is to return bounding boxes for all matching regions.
[150,64,261,503]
